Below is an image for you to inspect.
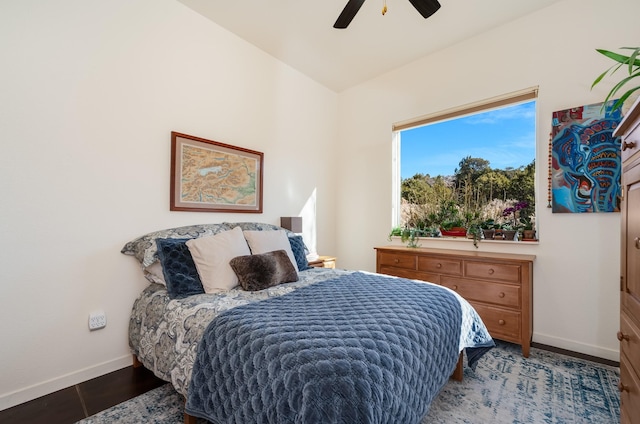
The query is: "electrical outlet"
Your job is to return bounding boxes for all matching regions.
[89,311,107,331]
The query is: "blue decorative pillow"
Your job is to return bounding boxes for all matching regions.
[288,235,311,271]
[156,238,204,299]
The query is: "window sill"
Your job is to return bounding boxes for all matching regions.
[388,236,539,246]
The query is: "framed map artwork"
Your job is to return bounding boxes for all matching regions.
[170,132,263,213]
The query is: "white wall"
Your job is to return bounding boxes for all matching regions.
[2,0,636,411]
[0,0,338,409]
[336,0,639,361]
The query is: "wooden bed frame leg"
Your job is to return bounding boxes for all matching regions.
[183,397,197,424]
[132,354,143,368]
[451,352,464,381]
[184,412,197,424]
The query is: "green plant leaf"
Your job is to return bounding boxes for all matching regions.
[593,47,640,112]
[609,76,629,97]
[615,85,640,110]
[627,47,640,74]
[591,69,610,89]
[596,49,640,67]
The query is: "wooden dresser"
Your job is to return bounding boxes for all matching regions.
[375,246,534,357]
[614,96,640,424]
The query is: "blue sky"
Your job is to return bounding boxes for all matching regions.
[400,101,536,179]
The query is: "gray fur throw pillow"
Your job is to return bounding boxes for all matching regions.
[229,250,299,291]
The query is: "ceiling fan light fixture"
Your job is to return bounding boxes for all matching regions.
[408,0,441,19]
[333,0,441,29]
[333,0,366,29]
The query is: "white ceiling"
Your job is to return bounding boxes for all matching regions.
[176,0,563,92]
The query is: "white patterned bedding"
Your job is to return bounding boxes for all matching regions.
[128,267,493,399]
[129,267,348,396]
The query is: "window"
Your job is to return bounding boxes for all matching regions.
[392,88,538,240]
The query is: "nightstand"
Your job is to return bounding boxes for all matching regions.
[308,255,336,269]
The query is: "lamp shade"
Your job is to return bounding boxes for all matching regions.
[280,217,302,233]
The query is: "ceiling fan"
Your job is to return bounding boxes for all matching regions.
[334,0,441,29]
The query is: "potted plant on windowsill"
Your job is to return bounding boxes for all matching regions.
[388,227,421,248]
[520,215,537,240]
[460,209,482,247]
[501,201,528,241]
[500,224,517,241]
[479,219,498,240]
[435,200,466,237]
[439,221,467,237]
[466,221,482,248]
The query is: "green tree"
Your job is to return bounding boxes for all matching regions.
[454,156,491,188]
[506,160,535,216]
[401,173,430,205]
[399,157,535,234]
[476,171,510,203]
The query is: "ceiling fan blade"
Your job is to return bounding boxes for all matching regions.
[407,0,441,19]
[333,0,366,29]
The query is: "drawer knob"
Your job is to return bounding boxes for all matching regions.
[622,141,636,151]
[488,268,495,275]
[635,237,640,250]
[498,319,505,325]
[498,292,505,298]
[617,331,630,341]
[452,285,458,290]
[618,381,629,393]
[436,263,442,268]
[394,258,399,264]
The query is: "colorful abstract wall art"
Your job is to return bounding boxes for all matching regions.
[550,101,622,213]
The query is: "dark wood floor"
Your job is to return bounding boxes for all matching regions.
[0,365,165,424]
[531,341,619,368]
[0,342,618,424]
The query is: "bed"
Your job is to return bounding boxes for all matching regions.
[122,222,494,424]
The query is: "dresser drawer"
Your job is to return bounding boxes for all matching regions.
[377,251,416,270]
[375,246,534,357]
[378,266,440,284]
[620,353,640,424]
[465,261,521,283]
[441,276,520,308]
[621,312,640,374]
[418,256,462,275]
[471,303,521,340]
[621,119,640,163]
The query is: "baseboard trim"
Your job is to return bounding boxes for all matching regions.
[532,333,620,364]
[0,355,132,411]
[1,336,620,411]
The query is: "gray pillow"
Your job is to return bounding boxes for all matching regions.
[121,223,232,269]
[229,250,299,291]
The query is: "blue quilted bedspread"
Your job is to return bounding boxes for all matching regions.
[186,272,493,424]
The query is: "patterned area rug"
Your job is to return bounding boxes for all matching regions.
[76,341,619,424]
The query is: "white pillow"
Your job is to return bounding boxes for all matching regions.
[242,230,299,272]
[186,226,251,293]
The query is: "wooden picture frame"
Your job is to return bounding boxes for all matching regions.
[170,132,263,213]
